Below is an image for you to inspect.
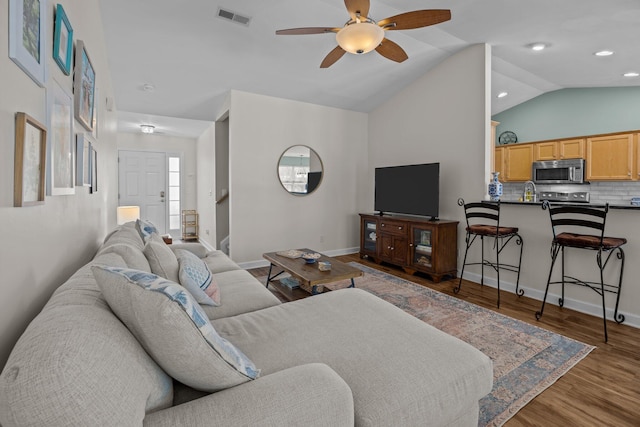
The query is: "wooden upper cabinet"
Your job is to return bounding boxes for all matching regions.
[586,133,635,180]
[534,141,558,161]
[505,144,533,181]
[494,146,505,178]
[559,138,585,159]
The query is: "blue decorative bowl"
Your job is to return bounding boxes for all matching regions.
[303,257,316,264]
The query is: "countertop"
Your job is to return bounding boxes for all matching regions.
[497,200,640,210]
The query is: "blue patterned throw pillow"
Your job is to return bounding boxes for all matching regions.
[136,219,158,241]
[174,249,220,306]
[91,265,259,391]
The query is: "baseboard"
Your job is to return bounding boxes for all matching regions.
[237,247,360,270]
[461,271,640,329]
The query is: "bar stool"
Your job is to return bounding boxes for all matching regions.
[454,198,524,308]
[536,201,626,342]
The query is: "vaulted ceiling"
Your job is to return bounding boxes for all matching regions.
[98,0,640,137]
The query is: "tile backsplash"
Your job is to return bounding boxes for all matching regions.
[501,181,640,206]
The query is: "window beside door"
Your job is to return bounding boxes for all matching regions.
[169,156,181,231]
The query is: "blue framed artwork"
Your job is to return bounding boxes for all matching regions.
[53,4,73,75]
[73,40,96,132]
[9,0,48,87]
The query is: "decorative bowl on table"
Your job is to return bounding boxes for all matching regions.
[301,252,321,264]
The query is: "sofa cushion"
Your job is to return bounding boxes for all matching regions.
[213,288,493,427]
[144,234,180,283]
[175,249,220,306]
[202,250,242,274]
[170,242,209,259]
[96,243,151,272]
[201,269,281,320]
[136,218,158,241]
[92,266,260,392]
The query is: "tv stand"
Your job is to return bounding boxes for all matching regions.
[359,213,458,283]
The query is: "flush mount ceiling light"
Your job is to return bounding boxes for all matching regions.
[623,72,639,77]
[497,92,508,98]
[142,83,155,92]
[140,125,155,134]
[528,42,548,51]
[594,50,614,56]
[276,0,451,68]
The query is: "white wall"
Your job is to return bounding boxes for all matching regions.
[196,123,216,248]
[0,0,117,368]
[117,132,198,236]
[228,90,369,264]
[368,44,491,223]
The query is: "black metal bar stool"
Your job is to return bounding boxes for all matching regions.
[536,201,626,342]
[454,198,524,308]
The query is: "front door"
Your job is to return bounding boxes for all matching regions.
[118,150,167,233]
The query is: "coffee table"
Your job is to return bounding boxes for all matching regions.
[263,248,363,297]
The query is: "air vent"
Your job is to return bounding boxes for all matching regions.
[217,7,251,26]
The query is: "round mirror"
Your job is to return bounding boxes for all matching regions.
[277,145,323,195]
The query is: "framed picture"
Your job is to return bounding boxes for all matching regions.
[9,0,48,87]
[76,134,92,186]
[53,4,73,75]
[74,40,96,132]
[89,144,98,194]
[46,80,75,195]
[14,112,47,207]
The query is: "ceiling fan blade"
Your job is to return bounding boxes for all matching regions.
[344,0,370,20]
[320,46,346,68]
[375,38,408,63]
[378,10,451,30]
[276,27,340,35]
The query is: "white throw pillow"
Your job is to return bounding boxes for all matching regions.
[143,234,180,283]
[91,266,259,392]
[174,249,220,306]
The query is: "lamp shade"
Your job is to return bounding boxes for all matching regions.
[336,22,384,55]
[117,206,140,225]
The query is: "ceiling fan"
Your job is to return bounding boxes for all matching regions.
[275,0,451,68]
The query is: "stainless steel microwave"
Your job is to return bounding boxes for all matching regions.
[532,159,586,184]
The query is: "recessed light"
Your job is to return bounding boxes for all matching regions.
[623,72,639,77]
[594,50,614,56]
[528,43,548,51]
[142,83,155,92]
[497,92,508,98]
[140,125,155,134]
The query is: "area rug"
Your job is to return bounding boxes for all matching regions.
[265,263,595,426]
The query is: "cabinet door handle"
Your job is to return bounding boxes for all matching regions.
[409,243,413,247]
[390,247,394,250]
[398,226,402,230]
[381,224,385,227]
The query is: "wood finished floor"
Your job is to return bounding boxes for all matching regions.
[248,254,640,426]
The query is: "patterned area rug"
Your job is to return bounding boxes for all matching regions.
[297,263,595,426]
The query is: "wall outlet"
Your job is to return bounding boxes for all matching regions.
[319,235,325,243]
[206,229,210,235]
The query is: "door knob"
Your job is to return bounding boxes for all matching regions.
[160,191,165,197]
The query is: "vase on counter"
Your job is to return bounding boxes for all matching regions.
[488,172,503,201]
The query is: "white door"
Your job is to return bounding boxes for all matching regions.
[118,150,167,233]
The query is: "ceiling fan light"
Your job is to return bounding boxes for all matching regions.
[336,22,384,55]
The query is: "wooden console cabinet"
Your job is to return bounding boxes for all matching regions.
[359,214,458,283]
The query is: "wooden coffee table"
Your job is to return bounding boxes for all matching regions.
[263,249,363,298]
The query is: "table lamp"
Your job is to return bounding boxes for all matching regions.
[116,206,140,225]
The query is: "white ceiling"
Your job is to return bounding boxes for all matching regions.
[98,0,640,138]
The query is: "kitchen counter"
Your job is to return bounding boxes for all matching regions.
[497,200,640,210]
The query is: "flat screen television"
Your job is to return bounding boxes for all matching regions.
[374,162,439,219]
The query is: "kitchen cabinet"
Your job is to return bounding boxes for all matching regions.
[559,138,585,159]
[534,139,585,161]
[504,144,533,181]
[534,141,557,161]
[586,133,635,181]
[494,146,505,177]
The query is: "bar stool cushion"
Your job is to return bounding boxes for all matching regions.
[467,224,519,236]
[555,232,627,250]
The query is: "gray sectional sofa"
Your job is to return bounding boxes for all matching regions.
[0,222,493,426]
